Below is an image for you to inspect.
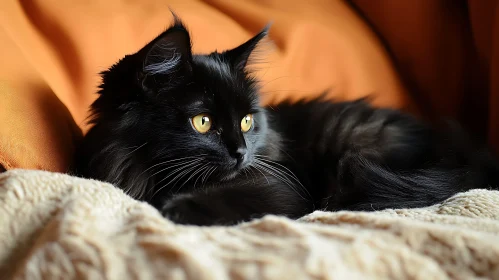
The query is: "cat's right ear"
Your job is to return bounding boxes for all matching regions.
[225,24,270,72]
[137,16,193,90]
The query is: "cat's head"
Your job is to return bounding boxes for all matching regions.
[92,15,271,195]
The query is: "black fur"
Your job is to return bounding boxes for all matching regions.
[73,16,499,226]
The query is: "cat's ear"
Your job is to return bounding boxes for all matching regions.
[138,14,193,88]
[226,25,270,72]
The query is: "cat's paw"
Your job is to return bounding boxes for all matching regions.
[161,195,217,226]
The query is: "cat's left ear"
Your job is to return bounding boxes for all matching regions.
[138,14,193,88]
[226,25,270,72]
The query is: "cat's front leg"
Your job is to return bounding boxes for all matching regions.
[161,176,313,226]
[161,192,221,226]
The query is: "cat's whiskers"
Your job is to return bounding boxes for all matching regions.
[250,164,270,185]
[275,146,296,163]
[255,159,305,191]
[166,162,203,194]
[193,164,213,189]
[253,161,307,201]
[140,155,207,178]
[255,155,304,183]
[103,142,148,157]
[242,168,249,179]
[176,162,211,193]
[201,166,215,184]
[150,166,197,198]
[203,166,218,185]
[148,164,193,197]
[253,161,294,191]
[247,166,258,184]
[149,159,204,198]
[122,142,148,158]
[253,156,311,201]
[145,158,204,181]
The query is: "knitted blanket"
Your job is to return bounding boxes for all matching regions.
[1,170,498,279]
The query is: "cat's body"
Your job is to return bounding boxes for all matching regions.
[73,16,499,226]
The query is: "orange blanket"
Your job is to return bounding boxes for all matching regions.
[0,0,498,172]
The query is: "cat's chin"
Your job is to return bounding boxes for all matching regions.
[220,171,239,181]
[219,161,252,181]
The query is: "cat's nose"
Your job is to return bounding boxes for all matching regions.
[233,147,247,163]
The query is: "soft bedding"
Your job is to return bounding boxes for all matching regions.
[1,170,499,279]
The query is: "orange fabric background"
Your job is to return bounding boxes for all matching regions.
[0,0,498,172]
[350,0,499,147]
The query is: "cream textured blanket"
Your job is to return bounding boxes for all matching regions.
[1,170,499,279]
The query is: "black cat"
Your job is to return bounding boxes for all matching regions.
[73,15,499,226]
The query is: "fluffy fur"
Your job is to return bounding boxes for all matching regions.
[73,16,499,226]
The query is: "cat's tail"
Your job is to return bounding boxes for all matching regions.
[333,121,499,211]
[470,148,499,190]
[435,119,499,191]
[334,155,499,211]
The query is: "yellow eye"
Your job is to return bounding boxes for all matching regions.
[192,114,212,133]
[241,114,253,132]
